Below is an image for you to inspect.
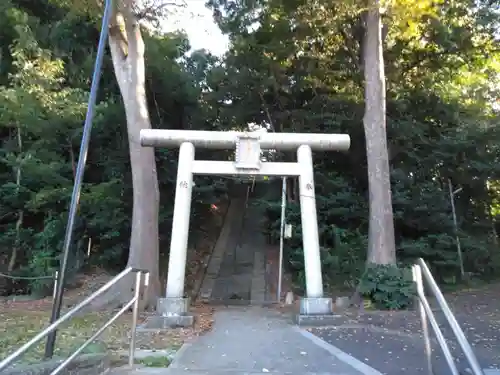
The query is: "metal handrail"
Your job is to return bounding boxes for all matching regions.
[412,258,484,375]
[0,267,150,374]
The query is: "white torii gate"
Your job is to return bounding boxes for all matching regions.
[140,129,350,326]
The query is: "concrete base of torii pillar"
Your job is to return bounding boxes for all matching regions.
[140,297,194,329]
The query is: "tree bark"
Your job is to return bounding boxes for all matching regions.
[362,1,396,265]
[8,127,23,272]
[96,1,161,308]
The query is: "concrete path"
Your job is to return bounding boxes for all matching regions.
[160,307,380,375]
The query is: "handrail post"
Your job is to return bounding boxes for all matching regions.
[52,271,59,301]
[417,259,484,375]
[412,265,433,375]
[143,272,150,308]
[129,272,142,367]
[414,269,460,375]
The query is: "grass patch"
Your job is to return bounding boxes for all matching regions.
[0,304,182,365]
[136,355,171,367]
[0,274,214,368]
[0,308,131,364]
[0,295,214,368]
[110,354,172,368]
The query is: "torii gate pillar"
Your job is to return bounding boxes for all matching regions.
[140,129,350,327]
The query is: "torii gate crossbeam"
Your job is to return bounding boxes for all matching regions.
[140,129,350,327]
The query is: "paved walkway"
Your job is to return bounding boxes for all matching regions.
[311,308,500,374]
[160,307,380,375]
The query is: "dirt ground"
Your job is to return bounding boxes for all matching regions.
[3,275,500,370]
[0,202,227,366]
[0,273,215,365]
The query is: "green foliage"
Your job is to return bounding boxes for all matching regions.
[136,356,171,368]
[258,190,367,291]
[209,0,500,295]
[0,0,499,300]
[358,263,416,310]
[0,0,227,294]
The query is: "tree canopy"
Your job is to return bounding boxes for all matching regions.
[0,0,498,301]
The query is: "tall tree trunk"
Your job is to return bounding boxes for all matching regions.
[97,2,160,308]
[362,1,396,265]
[8,127,23,272]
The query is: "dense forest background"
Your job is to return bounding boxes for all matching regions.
[0,0,499,297]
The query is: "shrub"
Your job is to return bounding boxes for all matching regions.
[358,263,416,310]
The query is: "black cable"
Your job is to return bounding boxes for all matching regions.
[44,0,114,359]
